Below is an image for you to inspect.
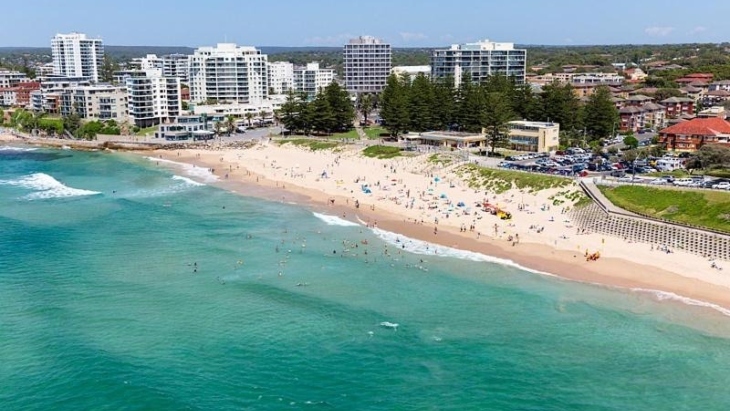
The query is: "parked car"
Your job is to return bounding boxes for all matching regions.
[610,170,626,177]
[712,182,730,190]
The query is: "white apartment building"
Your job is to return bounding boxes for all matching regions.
[343,36,391,94]
[51,32,104,82]
[59,85,128,121]
[431,39,526,86]
[294,62,335,98]
[120,69,182,127]
[0,70,30,88]
[188,43,268,104]
[30,75,92,113]
[162,54,189,83]
[268,61,294,94]
[131,54,189,83]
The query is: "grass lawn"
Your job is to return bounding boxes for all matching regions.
[135,125,158,135]
[598,185,730,233]
[363,126,388,139]
[278,139,339,151]
[362,145,401,159]
[329,129,360,140]
[456,164,574,194]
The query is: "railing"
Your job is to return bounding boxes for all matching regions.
[582,180,730,238]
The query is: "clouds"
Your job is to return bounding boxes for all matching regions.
[399,32,427,42]
[303,33,354,46]
[644,26,675,37]
[688,26,707,35]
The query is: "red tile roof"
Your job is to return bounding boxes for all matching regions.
[659,117,730,136]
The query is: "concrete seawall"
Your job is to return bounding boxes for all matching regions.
[571,180,730,261]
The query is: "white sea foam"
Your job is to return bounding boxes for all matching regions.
[0,173,101,200]
[370,227,558,278]
[172,175,205,187]
[631,288,730,317]
[312,212,360,227]
[0,146,37,152]
[145,157,218,183]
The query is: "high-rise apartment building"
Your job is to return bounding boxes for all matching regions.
[188,43,268,104]
[268,61,294,94]
[294,63,335,99]
[132,54,189,83]
[51,33,104,82]
[122,69,182,127]
[343,36,391,94]
[431,39,526,86]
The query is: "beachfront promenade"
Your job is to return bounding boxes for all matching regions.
[573,180,730,261]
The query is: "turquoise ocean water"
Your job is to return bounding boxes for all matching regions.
[2,145,730,410]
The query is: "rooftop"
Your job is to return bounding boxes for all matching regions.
[659,117,730,136]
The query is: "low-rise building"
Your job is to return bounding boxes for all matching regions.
[401,131,486,149]
[660,97,694,119]
[697,106,727,119]
[60,84,128,121]
[30,75,92,113]
[155,114,226,140]
[0,70,30,88]
[507,120,560,152]
[709,80,730,93]
[0,81,41,107]
[658,117,730,151]
[391,65,431,82]
[619,102,666,132]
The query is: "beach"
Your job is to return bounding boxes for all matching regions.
[7,133,730,410]
[132,138,730,314]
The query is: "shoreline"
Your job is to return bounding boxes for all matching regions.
[137,143,730,317]
[6,134,730,317]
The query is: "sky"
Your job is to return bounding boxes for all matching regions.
[1,0,729,48]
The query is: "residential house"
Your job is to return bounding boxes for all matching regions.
[623,67,647,83]
[709,80,730,92]
[679,85,704,101]
[701,90,730,107]
[658,117,730,151]
[674,73,713,85]
[697,106,727,119]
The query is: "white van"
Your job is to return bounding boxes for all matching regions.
[655,157,684,171]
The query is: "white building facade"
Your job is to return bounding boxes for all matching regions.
[431,39,526,86]
[294,62,335,98]
[0,70,30,88]
[121,69,182,127]
[59,85,128,121]
[51,32,104,82]
[268,61,294,94]
[343,36,391,94]
[188,43,268,105]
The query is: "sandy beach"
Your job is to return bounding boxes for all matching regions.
[133,139,730,314]
[4,132,730,314]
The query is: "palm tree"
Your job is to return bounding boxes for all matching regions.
[225,115,236,136]
[259,110,269,125]
[245,112,254,127]
[213,121,223,136]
